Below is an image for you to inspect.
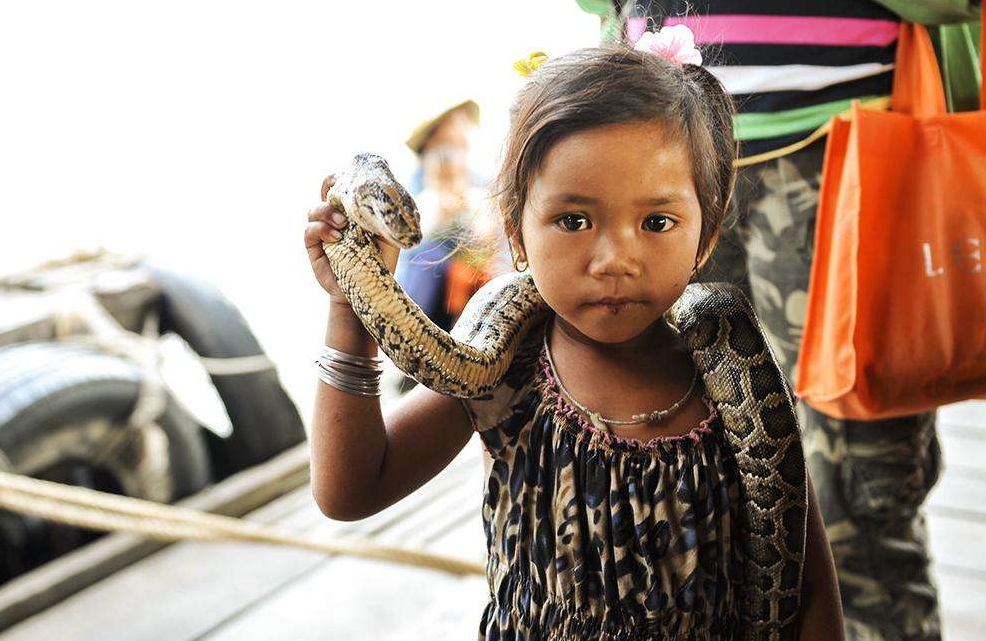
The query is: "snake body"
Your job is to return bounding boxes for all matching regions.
[324,153,808,640]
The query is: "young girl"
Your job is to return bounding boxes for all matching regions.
[304,39,843,641]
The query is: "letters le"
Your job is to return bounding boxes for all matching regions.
[922,238,982,277]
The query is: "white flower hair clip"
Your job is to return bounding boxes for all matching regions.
[634,24,703,66]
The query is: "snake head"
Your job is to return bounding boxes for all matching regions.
[332,153,422,250]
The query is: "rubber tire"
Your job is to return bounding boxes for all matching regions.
[0,341,213,581]
[144,264,306,479]
[0,342,212,497]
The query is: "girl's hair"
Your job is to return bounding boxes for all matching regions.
[495,46,737,267]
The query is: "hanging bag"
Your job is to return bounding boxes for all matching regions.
[795,14,986,419]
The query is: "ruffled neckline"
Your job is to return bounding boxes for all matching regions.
[537,344,718,455]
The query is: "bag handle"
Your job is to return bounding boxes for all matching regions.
[892,7,985,116]
[891,22,948,116]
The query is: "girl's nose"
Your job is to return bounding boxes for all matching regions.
[588,230,642,279]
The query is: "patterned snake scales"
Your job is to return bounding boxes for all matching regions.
[324,154,809,641]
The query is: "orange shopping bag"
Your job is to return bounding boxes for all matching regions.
[444,256,491,320]
[796,19,986,420]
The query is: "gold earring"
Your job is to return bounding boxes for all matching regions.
[513,254,528,272]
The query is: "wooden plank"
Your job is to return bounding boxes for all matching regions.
[928,512,986,576]
[348,451,478,545]
[927,473,986,518]
[936,569,986,641]
[199,551,489,641]
[0,438,485,641]
[188,405,981,641]
[0,442,311,631]
[939,421,986,442]
[197,442,489,641]
[0,492,364,641]
[417,502,483,548]
[8,396,985,641]
[9,518,334,641]
[373,472,481,547]
[937,429,986,472]
[929,405,986,587]
[197,512,488,640]
[376,504,488,641]
[938,401,986,431]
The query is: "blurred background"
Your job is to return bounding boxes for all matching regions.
[0,0,597,417]
[0,2,599,638]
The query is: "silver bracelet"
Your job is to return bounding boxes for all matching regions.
[319,345,383,370]
[314,345,382,397]
[315,365,381,396]
[314,361,381,397]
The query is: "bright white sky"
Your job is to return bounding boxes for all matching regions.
[0,1,598,418]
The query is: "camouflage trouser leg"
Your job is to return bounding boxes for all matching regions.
[696,140,944,641]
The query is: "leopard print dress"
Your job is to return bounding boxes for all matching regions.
[460,317,742,641]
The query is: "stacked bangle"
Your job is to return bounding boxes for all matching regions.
[314,345,383,397]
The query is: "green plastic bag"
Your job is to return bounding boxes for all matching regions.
[939,21,983,111]
[812,1,982,113]
[574,0,611,15]
[870,0,980,24]
[877,1,983,112]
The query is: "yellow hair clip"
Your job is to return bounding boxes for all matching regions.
[513,51,549,78]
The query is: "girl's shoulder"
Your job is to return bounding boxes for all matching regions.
[459,317,548,433]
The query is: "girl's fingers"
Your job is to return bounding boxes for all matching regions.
[307,204,332,222]
[306,239,330,270]
[304,221,342,250]
[307,204,348,229]
[320,174,337,201]
[305,218,398,281]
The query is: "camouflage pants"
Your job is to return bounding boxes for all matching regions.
[696,140,944,641]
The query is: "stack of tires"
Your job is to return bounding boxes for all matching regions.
[0,264,307,582]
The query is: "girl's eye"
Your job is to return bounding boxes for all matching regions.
[557,213,590,232]
[643,215,676,233]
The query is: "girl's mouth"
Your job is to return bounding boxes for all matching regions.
[588,298,635,314]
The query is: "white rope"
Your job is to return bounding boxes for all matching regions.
[197,354,277,376]
[0,471,485,577]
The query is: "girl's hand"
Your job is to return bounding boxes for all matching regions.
[305,174,401,305]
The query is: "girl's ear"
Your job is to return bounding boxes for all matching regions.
[509,237,527,271]
[506,213,525,259]
[510,233,525,257]
[499,199,523,252]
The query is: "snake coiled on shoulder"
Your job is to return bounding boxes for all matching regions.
[324,153,808,641]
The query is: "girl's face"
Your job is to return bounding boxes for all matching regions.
[518,120,706,347]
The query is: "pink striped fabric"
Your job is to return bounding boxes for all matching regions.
[627,16,648,44]
[657,15,899,47]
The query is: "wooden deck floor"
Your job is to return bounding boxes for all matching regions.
[1,401,983,640]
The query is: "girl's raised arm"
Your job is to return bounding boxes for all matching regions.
[797,472,845,639]
[305,176,475,522]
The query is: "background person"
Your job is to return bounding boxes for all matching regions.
[577,2,983,639]
[392,99,509,394]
